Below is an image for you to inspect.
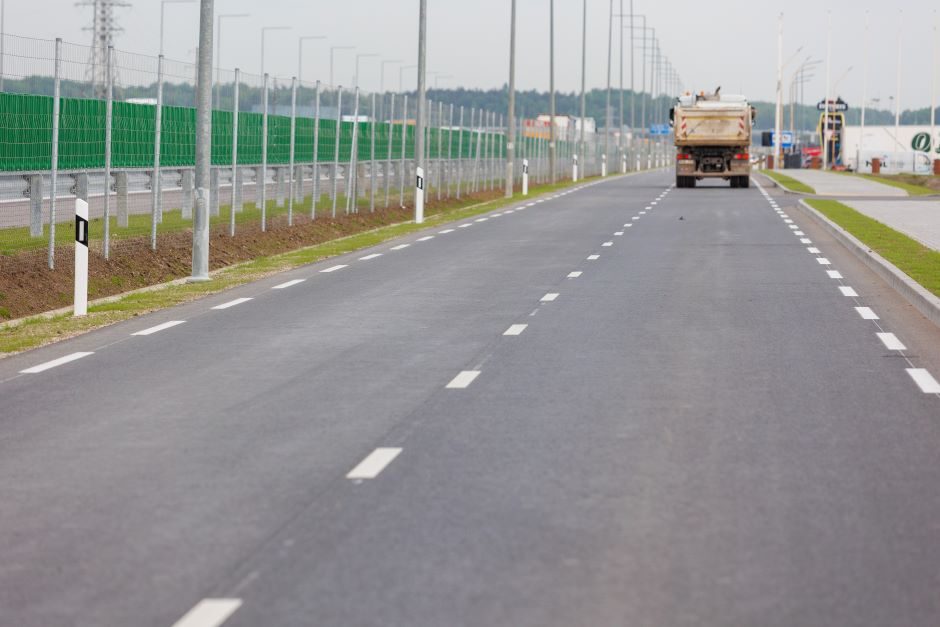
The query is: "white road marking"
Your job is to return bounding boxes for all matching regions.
[541,293,559,302]
[417,236,435,242]
[614,231,624,236]
[639,211,646,215]
[816,257,831,265]
[827,270,843,279]
[491,213,502,217]
[877,332,907,351]
[855,306,879,320]
[567,271,582,278]
[645,206,652,210]
[602,242,613,247]
[475,217,488,222]
[800,238,813,244]
[20,351,94,374]
[651,201,657,205]
[839,286,859,297]
[907,368,940,394]
[632,216,639,221]
[439,229,455,234]
[794,231,805,236]
[807,247,821,254]
[789,225,799,230]
[390,244,410,251]
[587,254,600,260]
[170,598,242,627]
[784,219,793,224]
[504,324,528,336]
[504,210,514,214]
[458,223,472,228]
[624,223,632,228]
[346,448,403,479]
[212,297,253,310]
[446,370,481,389]
[359,253,383,261]
[321,264,349,272]
[272,279,305,289]
[131,320,186,336]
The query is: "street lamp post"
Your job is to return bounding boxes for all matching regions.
[216,13,249,108]
[549,0,556,183]
[192,0,213,281]
[330,45,355,87]
[415,0,427,223]
[298,35,326,84]
[579,0,586,180]
[260,25,290,77]
[161,0,197,57]
[506,0,517,197]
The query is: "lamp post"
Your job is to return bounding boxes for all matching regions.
[216,13,249,108]
[549,0,555,183]
[330,45,354,87]
[506,0,517,197]
[298,35,326,84]
[260,25,290,76]
[160,0,197,57]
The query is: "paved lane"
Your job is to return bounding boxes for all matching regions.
[0,172,938,626]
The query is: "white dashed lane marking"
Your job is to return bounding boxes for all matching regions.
[439,229,455,234]
[504,324,528,336]
[417,236,435,242]
[907,369,940,394]
[390,244,410,250]
[458,223,472,228]
[320,264,348,272]
[541,293,559,302]
[807,247,820,254]
[272,279,305,289]
[602,242,613,247]
[131,320,186,336]
[827,270,843,279]
[170,598,242,627]
[20,352,94,374]
[839,286,859,297]
[855,306,879,320]
[567,271,582,278]
[212,297,253,310]
[587,255,600,260]
[877,333,907,351]
[816,258,831,265]
[359,253,383,261]
[446,370,481,389]
[346,448,402,479]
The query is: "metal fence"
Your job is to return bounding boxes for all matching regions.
[0,32,662,277]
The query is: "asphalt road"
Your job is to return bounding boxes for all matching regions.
[1,170,939,627]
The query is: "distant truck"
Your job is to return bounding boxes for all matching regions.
[669,89,755,188]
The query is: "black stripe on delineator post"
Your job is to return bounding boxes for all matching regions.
[75,216,88,247]
[416,175,424,190]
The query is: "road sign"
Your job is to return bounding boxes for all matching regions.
[817,98,849,112]
[767,131,794,148]
[649,124,671,136]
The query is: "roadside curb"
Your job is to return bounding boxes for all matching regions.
[755,171,804,195]
[797,198,940,328]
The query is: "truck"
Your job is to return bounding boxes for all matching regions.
[669,89,755,188]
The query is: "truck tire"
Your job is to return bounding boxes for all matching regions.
[676,176,684,188]
[688,177,696,188]
[730,177,739,188]
[740,176,750,189]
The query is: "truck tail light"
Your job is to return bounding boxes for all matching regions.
[676,153,692,160]
[734,153,750,160]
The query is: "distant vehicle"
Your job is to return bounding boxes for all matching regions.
[669,88,755,188]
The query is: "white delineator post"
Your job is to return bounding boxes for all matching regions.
[522,159,529,195]
[415,167,425,224]
[572,154,579,181]
[602,153,607,177]
[74,199,89,317]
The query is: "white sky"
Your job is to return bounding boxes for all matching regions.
[4,0,939,110]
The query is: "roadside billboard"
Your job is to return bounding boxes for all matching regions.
[842,125,940,172]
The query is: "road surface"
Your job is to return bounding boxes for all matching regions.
[1,170,939,627]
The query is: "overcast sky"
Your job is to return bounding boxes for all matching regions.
[4,0,939,110]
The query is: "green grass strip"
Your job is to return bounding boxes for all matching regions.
[762,170,815,194]
[0,175,607,355]
[847,173,935,197]
[806,199,940,298]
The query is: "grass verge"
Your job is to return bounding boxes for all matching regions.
[806,199,940,298]
[844,172,938,197]
[762,170,815,194]
[0,175,607,355]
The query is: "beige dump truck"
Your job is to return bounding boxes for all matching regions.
[669,89,755,188]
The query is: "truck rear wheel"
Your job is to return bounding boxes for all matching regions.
[740,176,750,188]
[730,177,739,188]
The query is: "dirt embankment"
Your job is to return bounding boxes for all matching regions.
[0,192,500,320]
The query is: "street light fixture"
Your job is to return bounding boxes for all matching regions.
[298,35,327,84]
[216,13,250,108]
[260,25,291,77]
[160,0,197,57]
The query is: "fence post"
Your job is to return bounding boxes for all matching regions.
[230,68,240,237]
[331,86,342,218]
[446,103,454,199]
[103,45,114,259]
[47,38,62,269]
[399,95,407,208]
[345,87,361,214]
[288,76,297,226]
[152,54,164,249]
[261,73,269,231]
[472,116,482,193]
[436,101,443,201]
[456,106,464,199]
[370,91,376,212]
[311,80,321,219]
[385,93,394,209]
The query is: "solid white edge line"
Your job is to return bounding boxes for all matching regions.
[504,324,528,336]
[877,332,907,351]
[131,320,186,336]
[320,264,349,272]
[906,368,940,394]
[446,370,481,389]
[211,297,253,310]
[272,279,306,289]
[855,306,879,320]
[20,351,94,374]
[170,598,243,627]
[346,447,403,479]
[839,286,859,297]
[541,293,559,302]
